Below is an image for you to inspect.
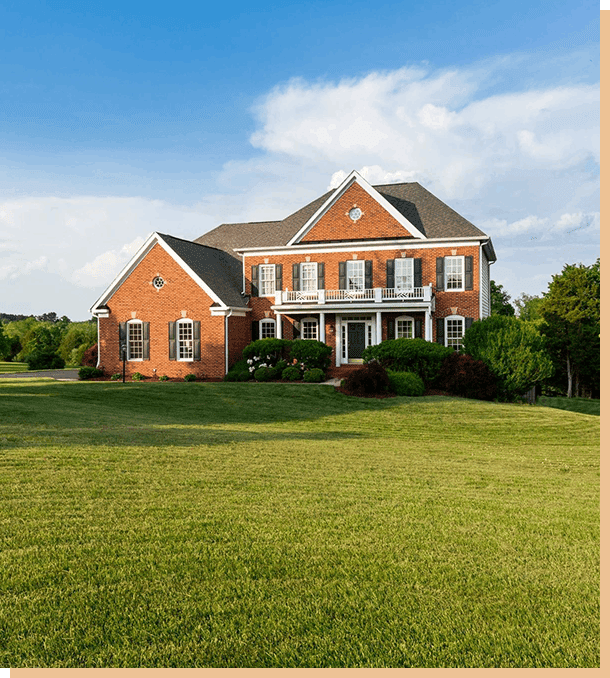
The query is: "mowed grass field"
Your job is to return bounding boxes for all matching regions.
[0,379,599,667]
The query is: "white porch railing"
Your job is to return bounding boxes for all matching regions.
[276,285,432,305]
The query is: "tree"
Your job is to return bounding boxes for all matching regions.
[514,293,544,322]
[490,281,515,316]
[539,260,600,398]
[0,323,10,360]
[462,315,553,399]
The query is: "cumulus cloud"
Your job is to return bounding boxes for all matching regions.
[72,236,146,288]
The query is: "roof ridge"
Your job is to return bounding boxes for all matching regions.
[158,232,238,257]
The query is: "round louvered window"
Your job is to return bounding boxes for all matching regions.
[348,207,362,221]
[152,276,165,289]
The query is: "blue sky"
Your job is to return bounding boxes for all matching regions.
[0,0,600,319]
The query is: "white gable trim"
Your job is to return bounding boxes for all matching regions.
[287,171,426,246]
[89,232,228,315]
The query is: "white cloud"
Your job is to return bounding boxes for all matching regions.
[72,237,146,288]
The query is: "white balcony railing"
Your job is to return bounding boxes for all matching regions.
[275,285,432,305]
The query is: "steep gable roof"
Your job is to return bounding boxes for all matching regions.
[194,176,489,251]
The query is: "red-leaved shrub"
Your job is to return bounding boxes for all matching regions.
[343,361,391,397]
[434,352,497,400]
[81,343,98,367]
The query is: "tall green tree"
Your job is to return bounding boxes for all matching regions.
[0,323,10,360]
[490,280,515,316]
[539,259,600,398]
[514,293,544,322]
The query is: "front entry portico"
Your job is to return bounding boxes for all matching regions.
[336,315,376,365]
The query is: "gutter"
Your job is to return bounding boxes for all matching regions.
[224,308,234,375]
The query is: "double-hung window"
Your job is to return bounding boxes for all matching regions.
[445,256,464,290]
[301,317,318,340]
[446,316,465,350]
[346,260,365,291]
[300,263,317,292]
[177,319,194,361]
[259,264,276,296]
[395,258,414,290]
[127,320,143,360]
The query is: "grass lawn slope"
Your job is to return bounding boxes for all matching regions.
[0,380,599,668]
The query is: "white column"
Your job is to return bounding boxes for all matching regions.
[275,313,283,338]
[335,316,342,366]
[376,311,382,345]
[424,309,430,341]
[319,312,326,343]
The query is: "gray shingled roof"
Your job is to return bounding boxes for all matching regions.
[194,182,492,252]
[157,233,247,308]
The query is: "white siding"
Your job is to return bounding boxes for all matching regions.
[480,249,490,318]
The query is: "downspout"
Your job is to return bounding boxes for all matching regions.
[96,315,101,368]
[225,308,234,375]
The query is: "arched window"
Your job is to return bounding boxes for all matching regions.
[395,315,414,339]
[301,317,318,341]
[177,319,194,361]
[445,315,465,350]
[127,319,143,360]
[260,318,276,339]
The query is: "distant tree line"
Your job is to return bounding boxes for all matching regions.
[0,313,97,370]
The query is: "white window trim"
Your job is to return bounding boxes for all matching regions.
[177,318,194,362]
[395,258,414,291]
[127,319,143,362]
[445,256,465,292]
[395,315,415,339]
[301,316,319,341]
[259,317,276,339]
[346,260,365,291]
[259,264,276,297]
[445,314,465,350]
[300,262,318,292]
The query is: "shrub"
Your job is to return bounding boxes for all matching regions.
[343,361,391,397]
[78,366,103,380]
[433,353,497,400]
[363,338,452,384]
[289,340,333,372]
[81,344,98,367]
[303,368,325,383]
[462,316,553,398]
[25,349,66,371]
[132,372,144,381]
[184,373,196,382]
[110,373,121,381]
[159,375,169,381]
[282,366,301,381]
[242,338,292,362]
[254,367,274,382]
[236,371,249,382]
[387,370,425,397]
[225,358,252,382]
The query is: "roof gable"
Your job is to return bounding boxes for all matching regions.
[287,171,426,245]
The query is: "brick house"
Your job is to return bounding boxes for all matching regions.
[90,171,496,379]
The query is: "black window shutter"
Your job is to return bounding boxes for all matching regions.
[193,321,201,361]
[465,317,473,331]
[386,259,395,289]
[142,322,150,360]
[168,321,177,360]
[292,263,300,291]
[465,256,473,290]
[250,265,259,297]
[436,318,445,345]
[365,260,373,289]
[436,258,445,291]
[414,259,422,288]
[275,264,283,291]
[119,322,127,359]
[293,322,300,339]
[415,319,423,339]
[251,321,259,341]
[317,262,325,289]
[387,318,395,340]
[339,261,347,290]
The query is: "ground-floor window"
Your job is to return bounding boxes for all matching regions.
[260,318,276,338]
[396,315,414,339]
[445,316,465,350]
[302,317,318,340]
[177,319,194,360]
[127,320,143,360]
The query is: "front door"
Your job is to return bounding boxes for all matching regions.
[347,322,366,361]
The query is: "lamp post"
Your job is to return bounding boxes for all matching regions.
[120,342,127,383]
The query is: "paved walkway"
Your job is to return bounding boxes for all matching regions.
[0,369,79,380]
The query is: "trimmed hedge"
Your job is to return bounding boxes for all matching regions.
[387,371,425,397]
[78,366,103,380]
[363,338,452,384]
[303,368,325,383]
[282,366,301,381]
[290,339,333,372]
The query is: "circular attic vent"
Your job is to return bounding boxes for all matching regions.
[152,276,165,289]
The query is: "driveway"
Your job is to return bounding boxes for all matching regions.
[0,369,80,381]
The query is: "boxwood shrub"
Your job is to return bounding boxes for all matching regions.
[387,370,425,397]
[282,366,302,381]
[363,338,452,384]
[78,366,104,380]
[289,339,332,372]
[303,368,325,383]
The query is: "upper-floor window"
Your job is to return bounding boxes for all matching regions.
[347,260,365,291]
[395,258,414,290]
[445,256,464,291]
[300,263,317,292]
[177,319,194,361]
[127,320,143,360]
[259,264,276,296]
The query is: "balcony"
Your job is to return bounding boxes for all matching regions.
[274,285,433,307]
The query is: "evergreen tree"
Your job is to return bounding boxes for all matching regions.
[490,281,515,316]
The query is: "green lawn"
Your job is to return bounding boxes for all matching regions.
[537,396,600,417]
[0,361,28,373]
[0,380,599,667]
